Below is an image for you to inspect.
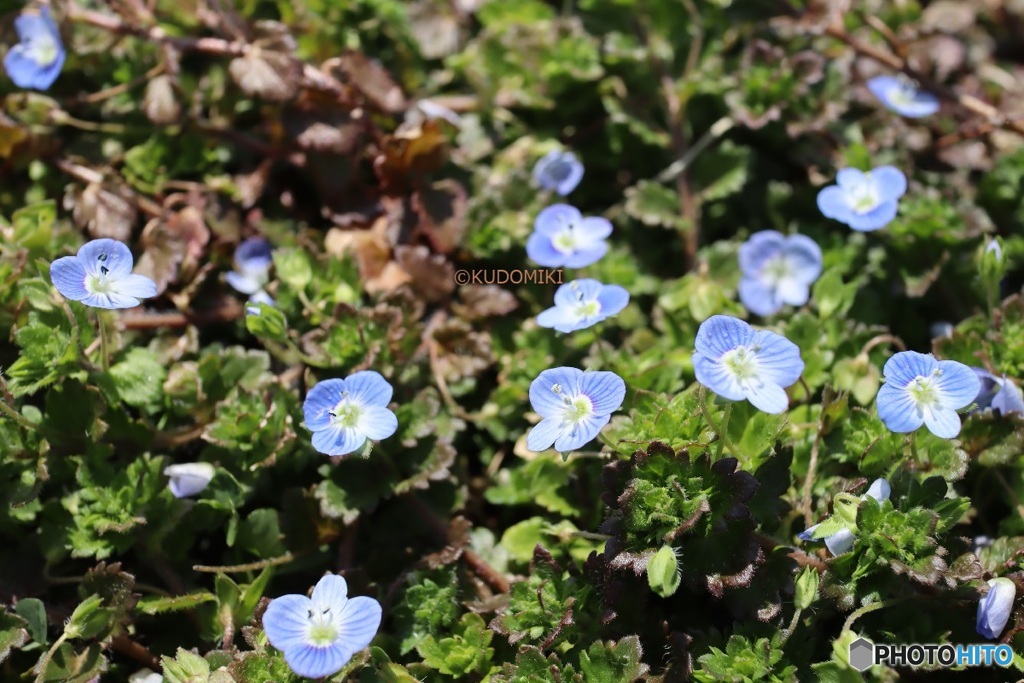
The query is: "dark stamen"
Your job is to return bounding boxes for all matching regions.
[97,253,108,261]
[328,411,337,418]
[100,266,109,276]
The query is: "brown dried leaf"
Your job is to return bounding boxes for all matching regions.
[375,119,450,187]
[285,91,362,154]
[336,50,407,113]
[407,0,463,59]
[451,285,518,320]
[430,317,493,381]
[134,196,210,294]
[394,245,455,303]
[142,74,181,125]
[230,50,300,101]
[64,182,137,242]
[413,179,468,254]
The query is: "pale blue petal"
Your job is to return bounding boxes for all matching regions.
[973,368,1001,409]
[744,381,789,414]
[553,413,608,452]
[529,367,584,418]
[80,292,142,309]
[816,186,852,223]
[249,290,275,307]
[115,274,158,299]
[738,231,785,275]
[864,479,890,503]
[797,523,820,541]
[773,277,810,308]
[750,330,804,388]
[304,379,347,432]
[846,199,898,232]
[357,406,398,440]
[835,168,867,190]
[824,529,856,556]
[343,371,394,408]
[536,305,582,331]
[596,285,629,316]
[263,594,314,652]
[782,234,823,283]
[576,217,613,242]
[933,360,981,409]
[225,270,264,295]
[693,315,754,359]
[311,426,366,456]
[866,75,901,103]
[992,379,1024,415]
[165,463,215,498]
[77,239,134,278]
[335,596,383,653]
[923,406,961,438]
[883,351,937,387]
[693,355,745,401]
[562,242,607,268]
[526,416,565,452]
[533,204,582,237]
[578,371,626,415]
[556,159,584,196]
[553,279,602,307]
[284,642,352,679]
[977,578,1016,639]
[738,277,780,316]
[310,574,349,612]
[876,383,923,433]
[50,256,89,300]
[526,233,566,267]
[235,237,273,270]
[869,166,908,202]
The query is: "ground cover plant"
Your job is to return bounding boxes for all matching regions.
[1,0,1024,681]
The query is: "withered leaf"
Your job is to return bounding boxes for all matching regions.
[64,181,138,242]
[413,179,468,254]
[394,245,455,303]
[336,50,407,113]
[451,285,518,320]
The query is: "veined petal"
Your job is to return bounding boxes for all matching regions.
[537,305,583,331]
[864,479,891,503]
[335,596,383,653]
[77,239,134,278]
[973,368,1002,408]
[562,243,607,268]
[876,382,924,433]
[797,523,821,542]
[164,463,215,498]
[552,412,608,452]
[576,216,613,243]
[738,231,785,274]
[744,380,789,414]
[694,315,754,359]
[526,416,565,452]
[310,574,349,612]
[578,371,626,415]
[596,285,629,316]
[311,425,366,457]
[357,406,398,440]
[992,379,1024,415]
[693,355,745,401]
[115,274,158,300]
[50,256,89,300]
[824,528,856,556]
[976,578,1016,640]
[533,204,582,236]
[263,594,314,652]
[846,199,898,232]
[869,166,908,202]
[738,278,781,316]
[750,330,804,388]
[80,292,142,310]
[883,351,937,387]
[933,360,981,409]
[529,367,584,418]
[782,234,823,283]
[526,233,566,267]
[304,379,347,431]
[553,279,603,307]
[922,405,962,438]
[283,642,352,680]
[816,186,852,222]
[343,371,394,408]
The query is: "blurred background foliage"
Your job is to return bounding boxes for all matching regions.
[1,0,1024,680]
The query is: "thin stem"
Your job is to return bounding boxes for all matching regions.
[777,607,803,646]
[97,312,111,371]
[655,116,735,183]
[802,395,829,527]
[697,384,738,458]
[715,403,732,458]
[33,633,69,683]
[193,551,295,573]
[842,597,910,634]
[0,393,37,431]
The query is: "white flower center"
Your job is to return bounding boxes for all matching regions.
[329,396,361,428]
[721,346,760,385]
[28,35,58,66]
[573,299,601,319]
[847,178,880,214]
[761,255,791,284]
[888,84,916,107]
[86,252,114,294]
[907,370,943,411]
[551,214,582,254]
[305,606,339,647]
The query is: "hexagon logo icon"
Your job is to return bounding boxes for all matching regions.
[849,637,875,672]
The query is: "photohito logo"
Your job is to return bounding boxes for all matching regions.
[848,637,1013,672]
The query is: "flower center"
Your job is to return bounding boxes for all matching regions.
[721,346,760,383]
[328,395,361,428]
[306,607,339,647]
[761,255,791,283]
[547,159,573,181]
[908,371,942,410]
[86,253,113,294]
[847,179,880,214]
[551,214,581,254]
[574,299,601,319]
[28,35,58,66]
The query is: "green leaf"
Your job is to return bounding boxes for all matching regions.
[64,594,111,640]
[578,636,648,683]
[14,597,47,645]
[794,566,819,610]
[273,248,312,291]
[813,267,859,319]
[244,304,288,343]
[416,612,493,676]
[647,544,681,598]
[161,647,211,683]
[137,592,217,615]
[0,608,30,664]
[12,200,56,249]
[109,348,167,408]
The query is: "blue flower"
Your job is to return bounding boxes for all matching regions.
[737,231,822,316]
[866,75,940,118]
[536,279,629,333]
[527,367,625,453]
[164,463,216,498]
[692,315,804,414]
[303,372,398,456]
[799,479,890,556]
[263,574,382,679]
[972,369,1024,416]
[50,238,158,309]
[976,577,1016,640]
[526,204,612,268]
[876,351,979,438]
[816,166,907,232]
[3,7,65,91]
[225,237,274,295]
[533,150,584,196]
